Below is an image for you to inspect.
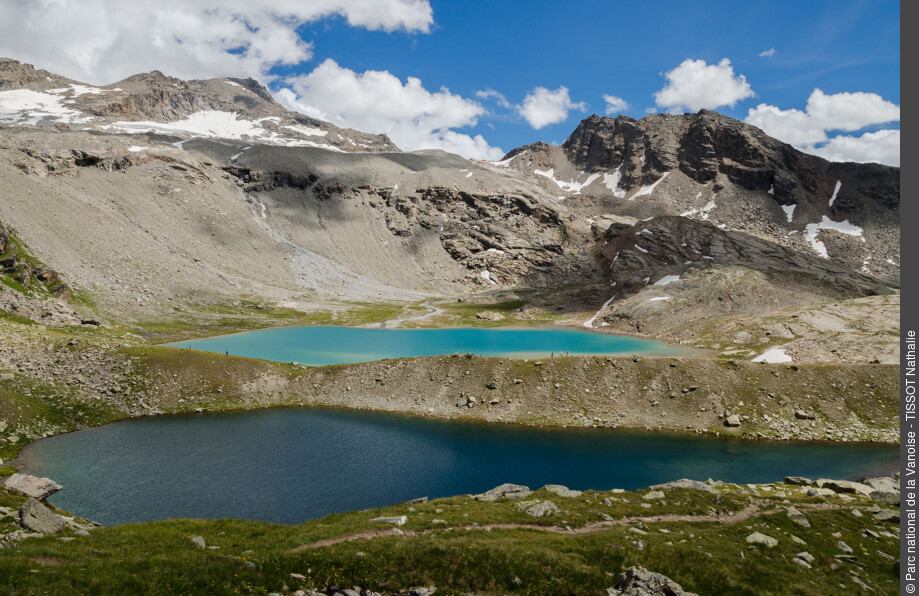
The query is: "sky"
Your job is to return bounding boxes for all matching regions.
[0,0,901,165]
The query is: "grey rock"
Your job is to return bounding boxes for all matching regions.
[746,532,778,547]
[18,498,64,534]
[613,566,699,596]
[806,487,836,497]
[191,535,206,549]
[75,529,90,537]
[542,484,582,498]
[370,516,407,526]
[642,490,666,500]
[784,476,812,486]
[794,409,816,420]
[724,414,741,427]
[875,509,899,523]
[650,479,717,493]
[816,478,874,496]
[514,499,558,517]
[4,472,62,500]
[797,552,815,563]
[837,541,853,554]
[475,483,532,501]
[786,506,810,528]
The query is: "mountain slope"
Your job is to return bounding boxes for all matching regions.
[0,57,397,152]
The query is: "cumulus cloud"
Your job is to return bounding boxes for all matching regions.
[602,94,629,115]
[0,0,434,83]
[653,58,754,113]
[745,88,900,165]
[806,130,900,166]
[517,86,586,129]
[276,59,503,160]
[474,89,512,109]
[759,48,776,58]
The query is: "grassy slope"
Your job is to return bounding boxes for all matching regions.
[0,483,899,595]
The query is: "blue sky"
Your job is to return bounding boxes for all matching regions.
[0,0,900,164]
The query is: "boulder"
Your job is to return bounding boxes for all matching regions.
[612,566,699,596]
[650,479,717,493]
[724,414,741,427]
[816,479,874,497]
[642,490,666,500]
[514,499,558,517]
[542,484,582,498]
[370,516,407,526]
[4,473,62,500]
[783,476,812,486]
[18,498,64,534]
[875,509,899,523]
[746,532,778,547]
[786,507,810,528]
[806,487,837,498]
[475,483,532,501]
[795,410,816,420]
[191,535,206,549]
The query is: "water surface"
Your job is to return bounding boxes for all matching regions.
[164,326,687,366]
[20,408,896,525]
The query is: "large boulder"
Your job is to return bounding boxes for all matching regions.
[542,484,582,498]
[816,479,874,497]
[514,499,558,517]
[475,483,532,501]
[4,473,62,500]
[650,479,717,493]
[612,566,699,596]
[18,498,64,534]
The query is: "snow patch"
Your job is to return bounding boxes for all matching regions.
[781,204,796,223]
[0,89,91,125]
[804,216,864,259]
[630,172,670,201]
[634,245,649,254]
[752,347,792,364]
[490,155,517,167]
[648,296,671,302]
[602,163,626,197]
[829,180,841,207]
[583,294,616,328]
[225,80,241,87]
[534,168,600,194]
[127,145,148,152]
[481,270,498,285]
[285,124,328,137]
[768,184,774,195]
[654,275,680,286]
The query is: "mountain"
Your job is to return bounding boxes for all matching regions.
[0,57,397,152]
[0,60,900,364]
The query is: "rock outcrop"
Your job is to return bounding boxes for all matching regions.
[613,566,699,596]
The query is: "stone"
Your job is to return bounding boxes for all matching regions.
[642,490,666,500]
[745,532,778,547]
[797,552,815,564]
[875,509,899,523]
[806,487,836,498]
[816,479,874,496]
[862,476,898,492]
[795,410,816,420]
[18,498,64,534]
[191,535,206,549]
[514,499,558,517]
[783,476,812,486]
[613,566,699,596]
[475,483,532,501]
[871,489,900,505]
[792,558,811,569]
[542,484,582,498]
[786,507,810,528]
[75,529,90,537]
[4,473,62,500]
[650,479,717,493]
[724,414,741,427]
[370,516,407,526]
[837,541,853,554]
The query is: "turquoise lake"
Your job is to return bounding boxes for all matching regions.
[20,408,897,526]
[164,326,688,366]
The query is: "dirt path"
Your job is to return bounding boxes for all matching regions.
[285,502,839,554]
[366,301,446,328]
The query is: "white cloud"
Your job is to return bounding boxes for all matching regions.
[602,94,629,115]
[805,129,900,166]
[276,59,503,160]
[745,88,900,165]
[475,89,512,109]
[653,58,754,113]
[517,86,586,129]
[0,0,434,83]
[759,48,776,58]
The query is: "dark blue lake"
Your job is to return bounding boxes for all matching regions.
[163,326,689,366]
[20,408,897,526]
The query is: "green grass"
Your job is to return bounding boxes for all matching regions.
[0,483,899,595]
